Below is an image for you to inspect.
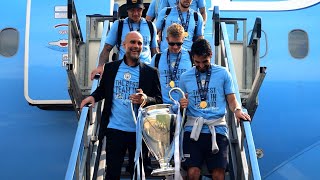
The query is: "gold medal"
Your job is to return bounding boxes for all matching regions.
[183,32,188,37]
[169,80,175,88]
[199,101,207,108]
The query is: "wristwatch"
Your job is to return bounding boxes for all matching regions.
[234,107,241,113]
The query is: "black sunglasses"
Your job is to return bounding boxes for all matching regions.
[168,42,183,46]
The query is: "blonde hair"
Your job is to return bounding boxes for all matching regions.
[167,23,185,38]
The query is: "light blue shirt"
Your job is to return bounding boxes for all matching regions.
[162,0,176,7]
[190,0,206,12]
[105,17,158,64]
[156,7,204,52]
[160,0,206,12]
[179,64,235,136]
[108,61,140,132]
[146,0,167,20]
[150,48,193,104]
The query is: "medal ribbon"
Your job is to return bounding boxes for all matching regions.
[195,66,211,102]
[167,50,182,86]
[128,18,142,32]
[177,6,190,33]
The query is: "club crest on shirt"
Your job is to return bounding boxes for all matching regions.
[124,72,131,80]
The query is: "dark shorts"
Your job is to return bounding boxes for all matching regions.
[182,131,229,172]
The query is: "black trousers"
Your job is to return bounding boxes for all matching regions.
[104,128,152,180]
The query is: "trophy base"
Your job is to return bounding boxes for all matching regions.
[151,167,175,176]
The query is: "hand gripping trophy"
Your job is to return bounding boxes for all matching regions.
[132,87,186,179]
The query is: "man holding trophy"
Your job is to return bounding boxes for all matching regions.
[179,39,251,180]
[80,31,162,179]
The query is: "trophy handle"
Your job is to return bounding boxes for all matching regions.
[168,87,186,128]
[168,87,185,101]
[131,92,147,124]
[136,92,148,108]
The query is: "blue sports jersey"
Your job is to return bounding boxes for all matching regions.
[161,0,176,8]
[108,61,140,132]
[146,0,167,20]
[150,48,193,104]
[160,0,206,12]
[179,64,235,136]
[156,7,204,52]
[105,17,158,64]
[191,0,206,12]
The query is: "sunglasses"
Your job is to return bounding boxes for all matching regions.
[168,42,183,46]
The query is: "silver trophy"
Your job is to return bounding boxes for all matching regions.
[141,104,176,176]
[135,88,186,176]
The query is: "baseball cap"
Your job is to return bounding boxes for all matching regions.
[126,0,144,10]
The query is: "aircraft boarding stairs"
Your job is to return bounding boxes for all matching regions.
[65,1,266,179]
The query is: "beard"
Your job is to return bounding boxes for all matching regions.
[128,53,139,62]
[198,68,207,73]
[180,1,190,8]
[131,56,139,62]
[197,65,209,73]
[126,48,140,62]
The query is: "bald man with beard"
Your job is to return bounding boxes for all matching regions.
[81,31,162,179]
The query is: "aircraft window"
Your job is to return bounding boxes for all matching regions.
[0,28,19,57]
[288,29,308,59]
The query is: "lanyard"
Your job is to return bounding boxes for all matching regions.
[128,18,141,32]
[167,51,182,87]
[177,7,190,33]
[195,66,211,101]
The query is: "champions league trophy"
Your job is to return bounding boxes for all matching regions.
[133,88,185,177]
[141,104,176,176]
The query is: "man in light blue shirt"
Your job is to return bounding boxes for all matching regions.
[156,0,204,52]
[81,31,162,179]
[150,23,193,104]
[90,0,159,80]
[146,0,165,21]
[179,39,251,180]
[154,0,207,24]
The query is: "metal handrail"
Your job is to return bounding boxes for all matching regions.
[65,12,112,180]
[67,0,83,41]
[65,107,89,179]
[221,22,261,180]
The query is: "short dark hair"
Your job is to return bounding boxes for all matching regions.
[191,39,212,57]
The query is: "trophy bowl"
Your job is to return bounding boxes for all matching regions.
[141,104,177,176]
